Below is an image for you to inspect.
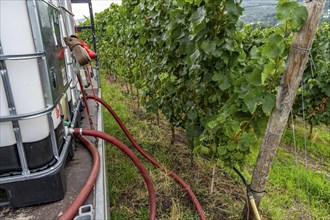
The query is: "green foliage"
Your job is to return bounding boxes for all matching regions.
[101,73,330,219]
[293,22,330,132]
[78,17,92,46]
[85,0,317,165]
[276,1,308,32]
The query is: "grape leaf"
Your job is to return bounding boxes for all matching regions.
[218,146,227,156]
[217,74,231,91]
[262,93,276,115]
[249,67,262,86]
[291,6,308,32]
[226,0,243,17]
[244,88,263,113]
[239,132,250,152]
[187,110,198,120]
[261,60,276,84]
[189,6,206,27]
[190,49,200,64]
[227,143,237,152]
[201,40,216,55]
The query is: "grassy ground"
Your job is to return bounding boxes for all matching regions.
[100,72,329,219]
[261,123,329,219]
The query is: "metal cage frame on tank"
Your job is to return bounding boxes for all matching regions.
[0,0,81,207]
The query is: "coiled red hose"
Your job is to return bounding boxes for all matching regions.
[59,135,100,220]
[72,129,157,220]
[86,95,206,220]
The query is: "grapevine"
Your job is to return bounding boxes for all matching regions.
[82,0,325,166]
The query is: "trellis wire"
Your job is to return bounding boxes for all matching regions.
[301,69,311,220]
[290,110,303,212]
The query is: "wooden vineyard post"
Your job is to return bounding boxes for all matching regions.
[245,0,326,219]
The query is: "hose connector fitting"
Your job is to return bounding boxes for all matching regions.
[67,127,75,135]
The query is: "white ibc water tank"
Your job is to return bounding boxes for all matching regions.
[0,1,63,156]
[0,0,51,143]
[58,1,79,108]
[5,60,50,142]
[59,0,76,35]
[0,77,16,147]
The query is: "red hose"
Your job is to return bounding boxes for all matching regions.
[77,73,95,130]
[72,129,156,220]
[59,135,100,220]
[86,95,206,220]
[84,66,98,106]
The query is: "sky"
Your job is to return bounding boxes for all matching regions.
[71,0,121,19]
